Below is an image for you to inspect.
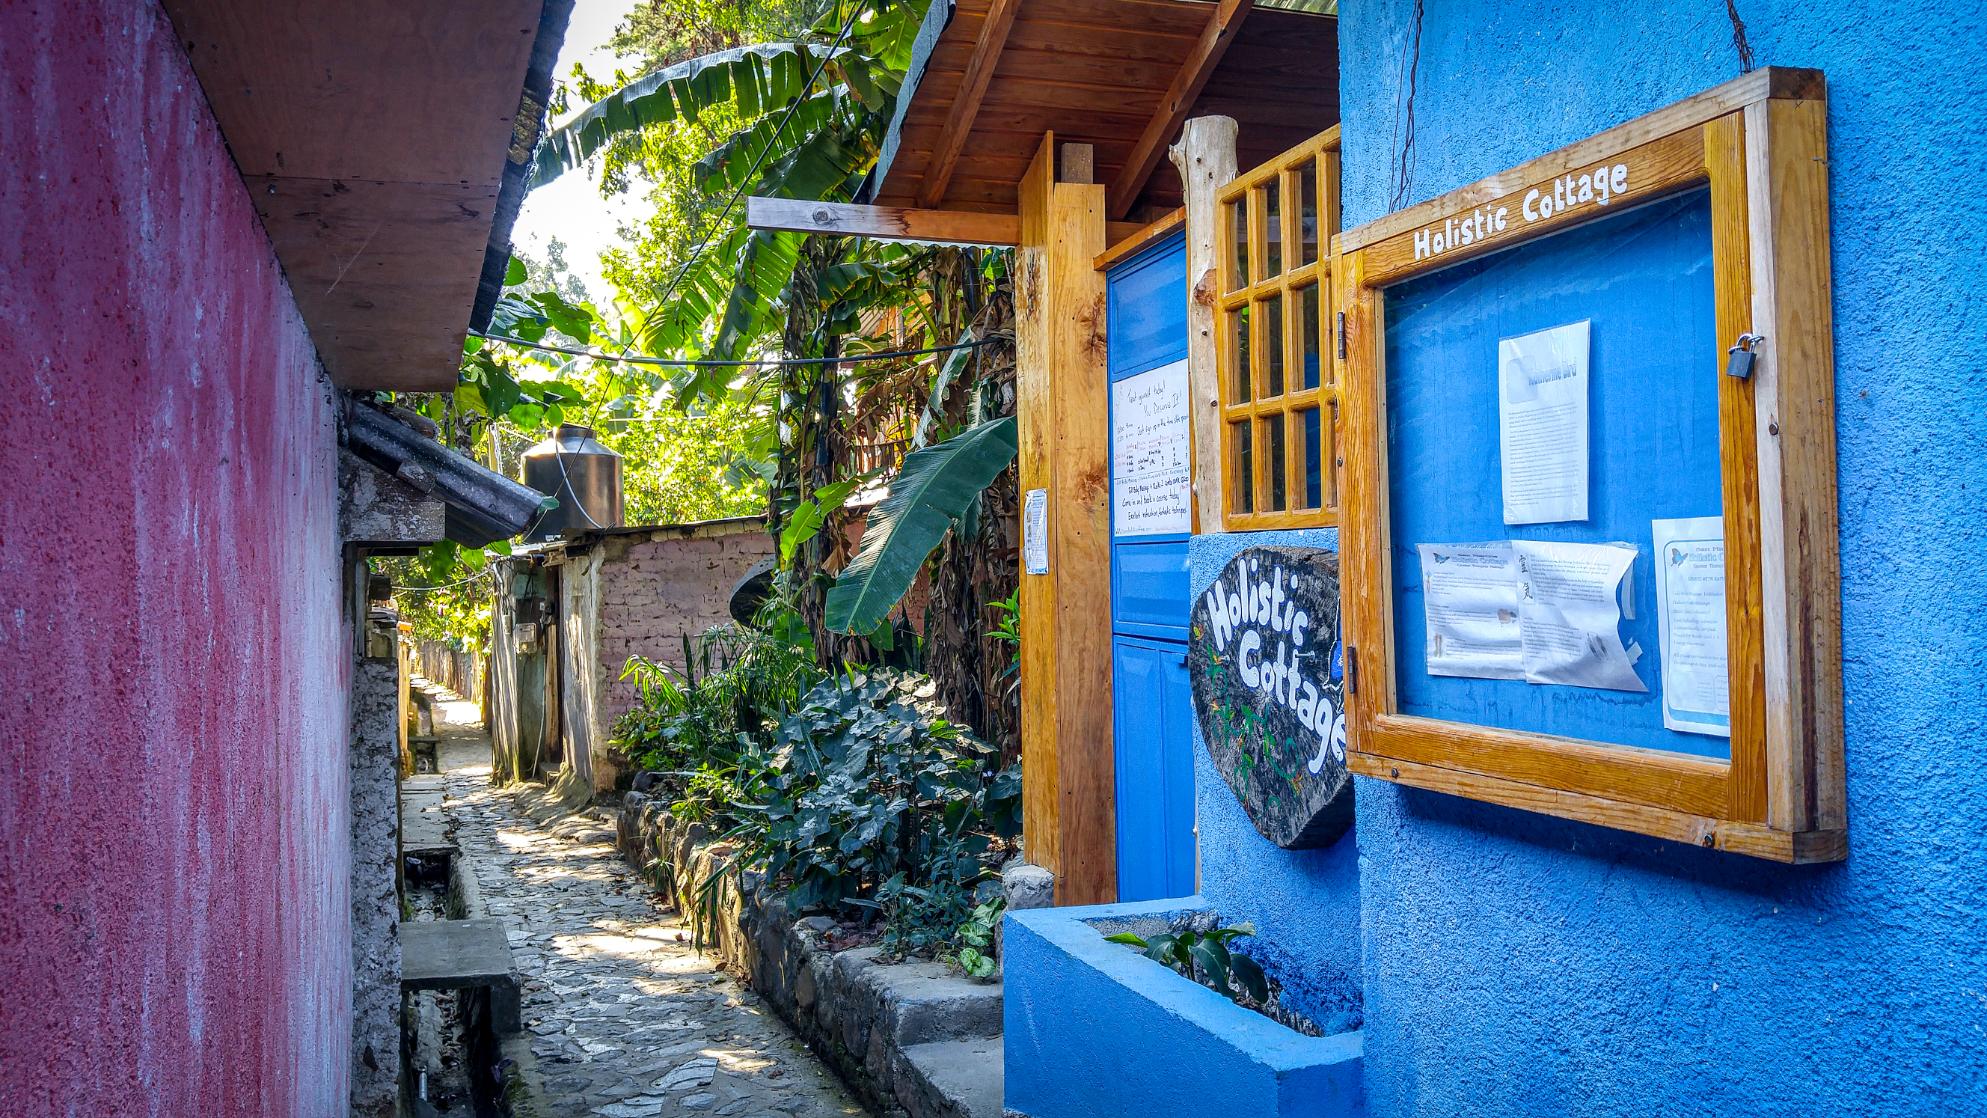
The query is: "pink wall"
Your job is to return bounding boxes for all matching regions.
[0,3,351,1115]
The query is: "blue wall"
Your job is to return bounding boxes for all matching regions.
[1189,529,1364,1031]
[1319,1,1987,1112]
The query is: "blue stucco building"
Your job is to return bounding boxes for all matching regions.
[1330,1,1987,1113]
[1009,1,1987,1114]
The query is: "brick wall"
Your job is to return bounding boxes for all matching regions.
[592,520,774,728]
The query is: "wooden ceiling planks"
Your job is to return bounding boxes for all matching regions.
[161,0,550,392]
[873,0,1337,222]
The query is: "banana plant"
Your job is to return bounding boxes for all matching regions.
[823,417,1017,635]
[529,3,929,368]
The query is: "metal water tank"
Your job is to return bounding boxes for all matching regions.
[521,424,623,541]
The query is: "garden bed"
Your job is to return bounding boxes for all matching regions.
[617,793,1007,1118]
[1003,898,1364,1118]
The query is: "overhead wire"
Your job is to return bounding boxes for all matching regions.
[468,330,994,367]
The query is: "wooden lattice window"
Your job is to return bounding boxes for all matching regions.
[1215,127,1342,530]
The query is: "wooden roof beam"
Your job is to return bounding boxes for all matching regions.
[747,197,1020,244]
[917,0,1022,208]
[748,196,1148,246]
[1107,0,1254,220]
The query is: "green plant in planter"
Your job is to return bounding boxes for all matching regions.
[1105,922,1271,1007]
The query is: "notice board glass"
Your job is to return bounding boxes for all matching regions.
[1333,69,1846,862]
[1385,191,1726,759]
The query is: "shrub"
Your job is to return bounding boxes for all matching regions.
[614,619,823,804]
[716,670,1020,958]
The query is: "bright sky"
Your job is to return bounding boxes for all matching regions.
[512,0,652,301]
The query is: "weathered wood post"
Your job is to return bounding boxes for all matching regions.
[1170,116,1240,532]
[1015,134,1116,905]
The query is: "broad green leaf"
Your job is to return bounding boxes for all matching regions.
[1229,952,1270,1003]
[531,43,846,187]
[824,418,1017,634]
[1188,940,1230,994]
[504,256,527,286]
[778,501,826,567]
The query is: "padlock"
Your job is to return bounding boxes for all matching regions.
[1725,333,1765,380]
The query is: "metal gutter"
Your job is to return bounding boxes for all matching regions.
[470,0,576,333]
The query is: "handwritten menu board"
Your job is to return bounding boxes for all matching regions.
[1111,358,1192,537]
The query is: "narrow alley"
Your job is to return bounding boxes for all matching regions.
[418,687,868,1118]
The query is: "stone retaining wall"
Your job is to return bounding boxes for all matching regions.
[616,791,1003,1118]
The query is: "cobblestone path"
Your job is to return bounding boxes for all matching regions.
[428,692,867,1118]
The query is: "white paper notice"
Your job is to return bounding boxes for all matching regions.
[1513,540,1646,692]
[1498,321,1591,525]
[1417,543,1524,680]
[1110,359,1192,536]
[1023,489,1049,575]
[1652,516,1731,736]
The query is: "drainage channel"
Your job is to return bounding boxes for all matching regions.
[402,850,504,1118]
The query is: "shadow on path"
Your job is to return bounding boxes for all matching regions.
[424,686,868,1118]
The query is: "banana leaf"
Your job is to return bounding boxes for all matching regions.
[824,417,1017,634]
[532,42,843,186]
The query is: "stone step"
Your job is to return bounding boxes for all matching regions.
[399,918,522,1034]
[873,961,1005,1047]
[897,1037,1003,1118]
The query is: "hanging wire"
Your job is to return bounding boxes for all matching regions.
[392,569,499,594]
[469,330,994,367]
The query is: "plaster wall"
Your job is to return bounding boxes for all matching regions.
[1187,529,1363,1030]
[0,1,351,1114]
[349,657,404,1118]
[591,521,774,722]
[1322,1,1987,1112]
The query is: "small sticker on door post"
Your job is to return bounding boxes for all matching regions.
[1024,489,1049,574]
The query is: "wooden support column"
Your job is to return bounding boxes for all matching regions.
[1015,133,1115,906]
[1170,117,1240,532]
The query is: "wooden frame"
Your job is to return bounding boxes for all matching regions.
[1214,126,1342,531]
[1333,68,1844,863]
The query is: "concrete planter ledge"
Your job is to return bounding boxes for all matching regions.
[617,791,1004,1118]
[1003,898,1363,1118]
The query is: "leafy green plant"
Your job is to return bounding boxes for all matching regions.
[989,591,1020,675]
[1105,922,1271,1007]
[947,896,1004,981]
[613,582,825,805]
[823,416,1018,634]
[695,669,1019,957]
[533,4,927,370]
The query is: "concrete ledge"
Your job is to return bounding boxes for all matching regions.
[1003,898,1363,1118]
[618,791,1002,1118]
[399,918,523,1035]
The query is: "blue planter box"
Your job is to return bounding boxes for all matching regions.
[1003,897,1364,1118]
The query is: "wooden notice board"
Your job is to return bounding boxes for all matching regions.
[1332,69,1845,862]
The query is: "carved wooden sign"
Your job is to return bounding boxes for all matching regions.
[1188,546,1352,848]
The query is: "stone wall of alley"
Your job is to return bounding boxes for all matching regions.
[0,2,351,1114]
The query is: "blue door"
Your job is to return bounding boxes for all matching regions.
[1106,233,1195,901]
